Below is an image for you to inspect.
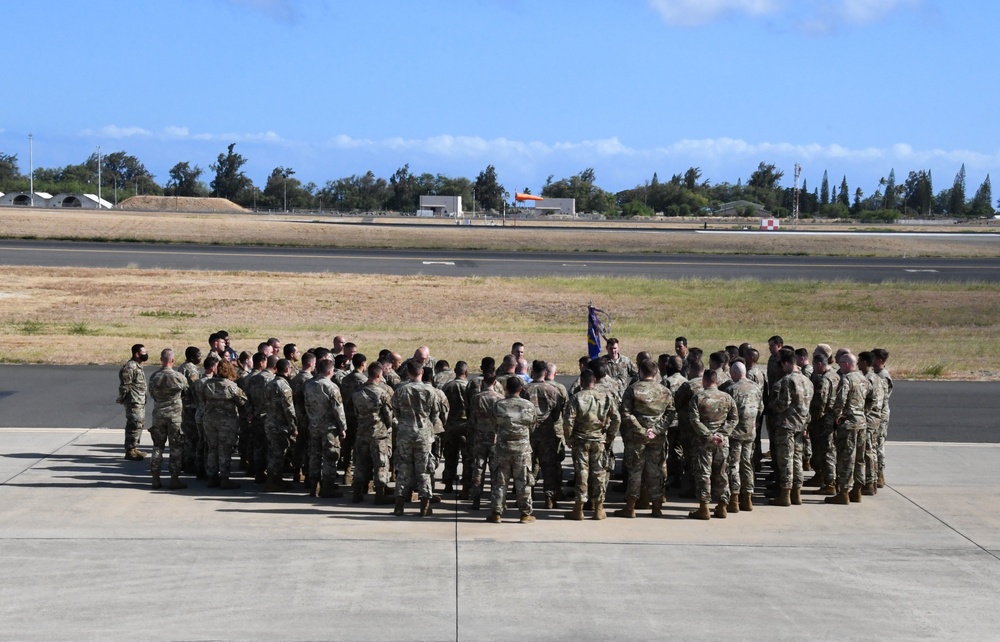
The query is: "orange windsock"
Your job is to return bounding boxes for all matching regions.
[515,193,544,202]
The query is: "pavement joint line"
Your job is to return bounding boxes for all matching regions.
[886,485,1000,563]
[0,428,94,486]
[889,441,1000,448]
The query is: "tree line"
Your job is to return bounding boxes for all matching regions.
[0,144,995,219]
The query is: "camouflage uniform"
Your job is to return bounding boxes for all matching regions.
[770,371,814,489]
[467,385,504,504]
[875,367,893,478]
[352,381,395,494]
[263,375,296,477]
[392,379,442,500]
[433,368,456,389]
[800,363,815,464]
[689,387,738,505]
[607,355,637,388]
[440,377,471,490]
[290,368,313,481]
[490,396,538,516]
[522,380,567,500]
[810,368,841,485]
[831,371,870,492]
[673,377,704,492]
[202,375,247,480]
[177,360,201,474]
[117,359,147,453]
[236,367,255,468]
[339,370,368,474]
[147,366,188,477]
[726,378,762,496]
[863,370,886,486]
[383,366,402,390]
[662,372,688,481]
[245,369,274,478]
[563,387,621,505]
[620,379,675,502]
[303,376,348,489]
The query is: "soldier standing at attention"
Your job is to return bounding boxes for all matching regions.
[201,355,247,490]
[467,370,504,511]
[304,359,348,499]
[486,376,538,524]
[351,362,396,505]
[563,369,621,521]
[523,360,566,509]
[605,337,637,388]
[392,361,444,517]
[339,353,368,485]
[263,359,297,492]
[687,370,738,520]
[178,347,202,475]
[872,348,893,488]
[768,351,814,507]
[826,353,870,505]
[246,355,276,484]
[726,362,762,512]
[440,362,471,495]
[147,348,189,490]
[290,352,316,485]
[117,344,149,461]
[857,351,886,497]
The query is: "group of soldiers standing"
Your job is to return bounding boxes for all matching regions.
[116,331,892,522]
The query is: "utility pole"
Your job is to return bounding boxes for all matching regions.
[28,133,34,207]
[97,146,102,209]
[793,163,802,227]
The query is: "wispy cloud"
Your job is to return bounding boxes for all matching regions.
[83,125,284,144]
[80,125,153,139]
[648,0,780,27]
[649,0,922,33]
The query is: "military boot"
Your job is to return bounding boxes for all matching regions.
[544,496,558,510]
[308,481,319,498]
[486,512,501,523]
[565,501,585,521]
[419,498,433,517]
[519,512,535,524]
[804,474,824,487]
[265,475,290,492]
[713,502,728,518]
[790,487,802,505]
[877,471,885,488]
[816,484,837,496]
[651,498,664,517]
[168,475,188,490]
[592,502,607,520]
[470,496,482,511]
[613,498,637,518]
[739,492,753,512]
[352,488,365,504]
[770,489,791,507]
[150,470,162,490]
[635,489,650,510]
[688,503,711,520]
[373,487,395,505]
[727,495,740,514]
[343,464,354,486]
[220,477,241,490]
[443,482,454,494]
[861,483,876,496]
[824,492,850,505]
[848,486,863,503]
[125,448,145,461]
[207,474,221,489]
[319,483,343,499]
[393,497,405,516]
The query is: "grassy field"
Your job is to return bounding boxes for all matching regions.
[1,209,999,257]
[1,266,997,380]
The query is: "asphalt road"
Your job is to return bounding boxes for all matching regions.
[2,239,1000,281]
[0,365,996,442]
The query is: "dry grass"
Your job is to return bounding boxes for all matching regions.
[1,209,998,257]
[0,266,997,380]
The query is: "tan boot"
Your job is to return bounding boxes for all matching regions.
[770,488,791,507]
[727,495,740,514]
[220,477,241,490]
[790,487,802,505]
[593,502,607,520]
[635,489,650,510]
[804,474,823,487]
[848,486,863,503]
[419,498,433,517]
[319,483,343,498]
[739,492,753,512]
[519,513,536,524]
[861,483,876,496]
[168,475,187,490]
[816,484,837,496]
[393,497,405,516]
[688,503,711,520]
[150,470,161,490]
[373,487,395,505]
[486,512,502,523]
[713,502,728,519]
[613,498,637,518]
[651,498,663,517]
[877,471,885,488]
[565,501,585,520]
[825,492,850,505]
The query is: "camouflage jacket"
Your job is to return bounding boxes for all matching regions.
[810,369,841,423]
[522,380,566,440]
[661,372,687,392]
[441,377,471,432]
[117,359,146,407]
[392,380,444,443]
[772,371,814,433]
[563,387,621,445]
[620,380,675,442]
[340,370,368,429]
[177,361,201,408]
[264,376,296,432]
[148,366,187,418]
[353,381,394,440]
[383,367,402,390]
[303,376,348,435]
[245,370,274,420]
[876,367,893,421]
[832,370,869,429]
[863,370,886,428]
[689,387,739,441]
[433,369,456,389]
[491,396,538,452]
[290,369,313,431]
[727,378,762,441]
[469,388,504,446]
[202,376,247,418]
[674,378,704,433]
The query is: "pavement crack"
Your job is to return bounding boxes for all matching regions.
[888,485,1000,563]
[0,429,93,486]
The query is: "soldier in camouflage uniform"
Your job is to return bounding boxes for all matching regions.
[768,352,814,507]
[201,355,247,489]
[391,361,444,517]
[245,355,276,484]
[858,352,886,496]
[117,344,149,460]
[178,347,202,475]
[826,352,870,505]
[467,371,504,511]
[563,369,621,521]
[486,377,538,523]
[147,348,189,490]
[304,358,348,498]
[795,348,814,470]
[808,352,841,494]
[351,362,395,505]
[605,337,638,388]
[872,348,893,488]
[263,359,297,492]
[616,359,675,518]
[289,352,315,485]
[339,353,369,485]
[687,370,738,520]
[673,359,705,498]
[433,360,456,388]
[523,360,567,508]
[726,362,762,512]
[440,362,471,495]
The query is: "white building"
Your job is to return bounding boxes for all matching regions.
[48,193,113,209]
[418,195,462,217]
[0,191,53,207]
[531,197,575,216]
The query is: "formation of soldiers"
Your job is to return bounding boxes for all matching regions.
[117,331,893,521]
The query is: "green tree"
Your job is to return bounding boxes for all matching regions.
[0,152,21,189]
[262,166,311,211]
[820,170,830,205]
[884,169,897,210]
[474,165,505,212]
[950,164,967,217]
[903,170,933,217]
[621,200,654,217]
[748,162,784,191]
[210,143,253,204]
[388,164,419,211]
[542,168,616,214]
[168,162,206,197]
[683,167,702,190]
[969,175,994,218]
[852,187,864,215]
[838,176,850,207]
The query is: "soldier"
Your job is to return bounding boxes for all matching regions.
[332,354,351,387]
[351,362,395,505]
[486,376,538,524]
[673,358,705,497]
[304,358,348,498]
[245,355,276,484]
[117,343,149,461]
[177,346,202,475]
[392,361,444,517]
[467,369,504,510]
[263,359,297,492]
[768,351,814,507]
[674,336,692,379]
[440,362,471,495]
[709,351,731,387]
[826,352,870,505]
[563,369,621,521]
[523,360,567,509]
[340,353,369,484]
[687,370,738,520]
[858,351,886,496]
[433,359,456,388]
[331,335,346,358]
[615,359,675,518]
[872,348,893,488]
[201,354,247,489]
[380,352,402,389]
[605,337,637,388]
[567,355,590,397]
[495,354,518,389]
[147,348,189,490]
[807,352,839,495]
[283,343,301,378]
[511,341,525,362]
[290,351,316,484]
[726,362,762,512]
[217,330,238,362]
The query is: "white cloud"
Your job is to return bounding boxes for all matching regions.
[649,0,922,32]
[81,125,152,139]
[163,126,189,138]
[648,0,780,27]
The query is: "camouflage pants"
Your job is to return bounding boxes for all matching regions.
[877,414,890,474]
[124,404,144,452]
[238,410,252,466]
[666,423,684,480]
[265,423,291,478]
[181,406,198,471]
[441,426,466,486]
[623,436,666,501]
[294,423,310,481]
[572,440,607,505]
[864,422,880,485]
[772,427,804,489]
[395,432,433,500]
[490,447,532,515]
[308,424,341,486]
[468,436,493,502]
[532,429,565,499]
[695,439,730,505]
[815,419,837,486]
[149,412,183,476]
[353,434,391,492]
[251,415,268,476]
[203,413,239,479]
[835,424,865,492]
[802,428,812,464]
[728,437,755,495]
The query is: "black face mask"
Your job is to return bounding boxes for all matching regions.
[138,353,149,362]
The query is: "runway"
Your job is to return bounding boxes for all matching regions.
[1,239,999,282]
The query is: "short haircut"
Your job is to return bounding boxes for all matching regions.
[378,349,391,360]
[480,356,496,371]
[505,376,523,395]
[131,343,144,356]
[334,354,349,368]
[204,354,220,370]
[184,346,201,361]
[709,351,725,368]
[367,362,383,379]
[301,352,316,368]
[731,362,746,378]
[434,359,449,373]
[666,356,683,375]
[511,341,524,352]
[703,369,719,385]
[422,366,434,383]
[352,353,367,369]
[160,348,174,362]
[587,359,607,380]
[578,355,590,366]
[858,351,874,366]
[283,343,297,358]
[531,359,547,376]
[344,342,357,351]
[639,359,657,378]
[257,342,269,353]
[768,335,784,346]
[455,361,468,376]
[314,347,331,361]
[252,353,267,368]
[316,359,335,376]
[208,332,220,345]
[675,336,688,346]
[872,348,889,363]
[405,360,422,378]
[689,347,703,361]
[216,330,229,339]
[688,358,705,377]
[275,359,291,375]
[795,347,810,359]
[580,369,596,386]
[780,351,795,366]
[266,355,278,369]
[606,337,620,347]
[268,338,280,347]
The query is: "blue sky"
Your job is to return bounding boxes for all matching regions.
[3,0,997,197]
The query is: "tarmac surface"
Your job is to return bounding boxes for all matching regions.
[2,366,1000,640]
[3,239,1000,282]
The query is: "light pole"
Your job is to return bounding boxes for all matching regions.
[28,133,33,207]
[97,146,102,209]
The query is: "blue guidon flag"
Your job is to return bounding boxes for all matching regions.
[587,304,611,360]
